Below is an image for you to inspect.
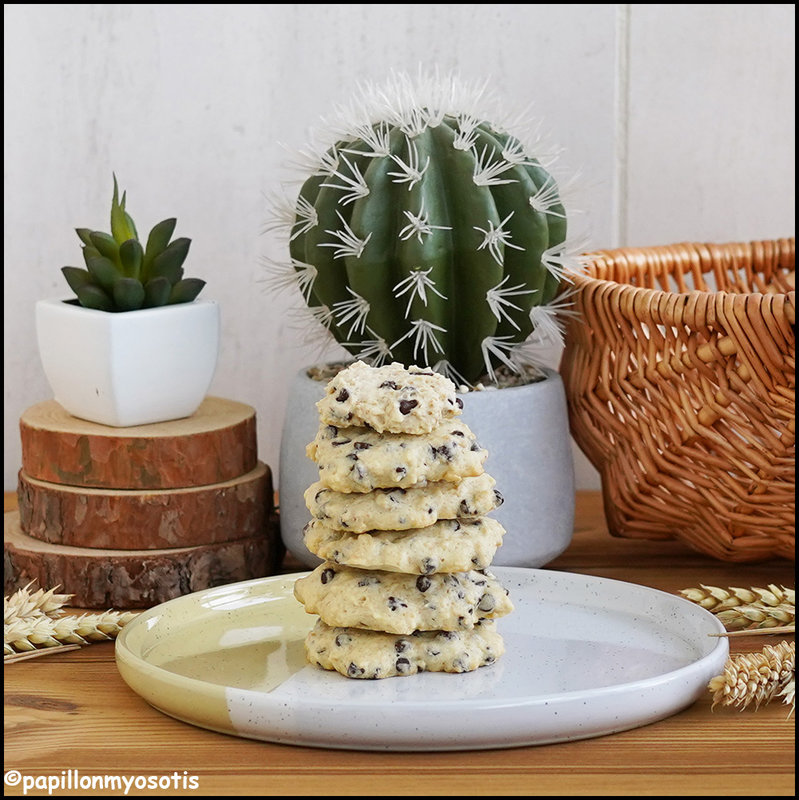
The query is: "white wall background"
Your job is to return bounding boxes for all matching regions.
[4,3,795,493]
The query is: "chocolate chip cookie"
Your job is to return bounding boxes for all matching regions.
[294,562,513,635]
[305,618,505,679]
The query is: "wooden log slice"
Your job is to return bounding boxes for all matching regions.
[19,397,258,490]
[4,510,283,609]
[16,463,274,550]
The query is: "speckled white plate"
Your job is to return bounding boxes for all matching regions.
[115,567,728,751]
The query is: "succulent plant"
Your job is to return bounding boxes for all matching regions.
[62,176,205,312]
[267,71,583,385]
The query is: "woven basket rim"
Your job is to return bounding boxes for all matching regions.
[570,237,795,300]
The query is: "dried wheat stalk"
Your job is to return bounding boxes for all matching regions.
[680,584,795,630]
[4,582,138,661]
[4,581,72,624]
[708,640,795,713]
[4,644,83,664]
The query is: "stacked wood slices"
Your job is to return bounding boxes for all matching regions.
[4,397,279,608]
[294,361,513,679]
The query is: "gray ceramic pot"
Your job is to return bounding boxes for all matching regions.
[279,365,575,568]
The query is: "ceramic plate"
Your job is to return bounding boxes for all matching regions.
[115,567,728,751]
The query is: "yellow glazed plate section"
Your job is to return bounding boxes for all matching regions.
[115,574,312,735]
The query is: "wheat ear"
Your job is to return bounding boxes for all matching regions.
[708,640,795,713]
[681,584,795,630]
[4,581,72,624]
[4,582,139,661]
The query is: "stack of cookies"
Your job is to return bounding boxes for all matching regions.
[293,361,513,679]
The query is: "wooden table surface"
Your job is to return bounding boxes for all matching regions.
[4,491,795,797]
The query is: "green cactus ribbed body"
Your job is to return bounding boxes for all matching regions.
[288,114,567,384]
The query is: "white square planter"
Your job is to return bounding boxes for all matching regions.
[35,298,220,427]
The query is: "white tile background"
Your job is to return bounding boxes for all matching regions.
[3,3,795,492]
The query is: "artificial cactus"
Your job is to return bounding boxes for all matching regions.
[268,72,582,385]
[61,176,205,312]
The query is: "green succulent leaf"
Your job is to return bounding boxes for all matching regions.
[89,231,121,265]
[119,238,144,280]
[75,228,94,247]
[113,277,146,311]
[61,266,93,294]
[81,245,101,267]
[110,175,138,244]
[86,255,123,293]
[142,218,177,279]
[149,237,191,284]
[124,212,139,243]
[143,276,172,308]
[168,277,205,305]
[76,284,114,311]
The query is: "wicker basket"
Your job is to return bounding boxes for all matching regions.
[561,238,795,562]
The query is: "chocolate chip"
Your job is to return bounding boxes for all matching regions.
[331,437,351,446]
[347,662,365,678]
[346,453,359,461]
[326,425,339,435]
[478,593,496,613]
[395,466,407,476]
[395,657,411,673]
[335,633,352,647]
[420,557,436,574]
[320,568,335,584]
[394,639,409,653]
[494,489,504,507]
[379,380,400,389]
[353,441,371,450]
[452,430,464,437]
[456,397,463,409]
[399,399,418,415]
[387,596,407,611]
[459,499,473,515]
[336,388,349,402]
[416,576,431,592]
